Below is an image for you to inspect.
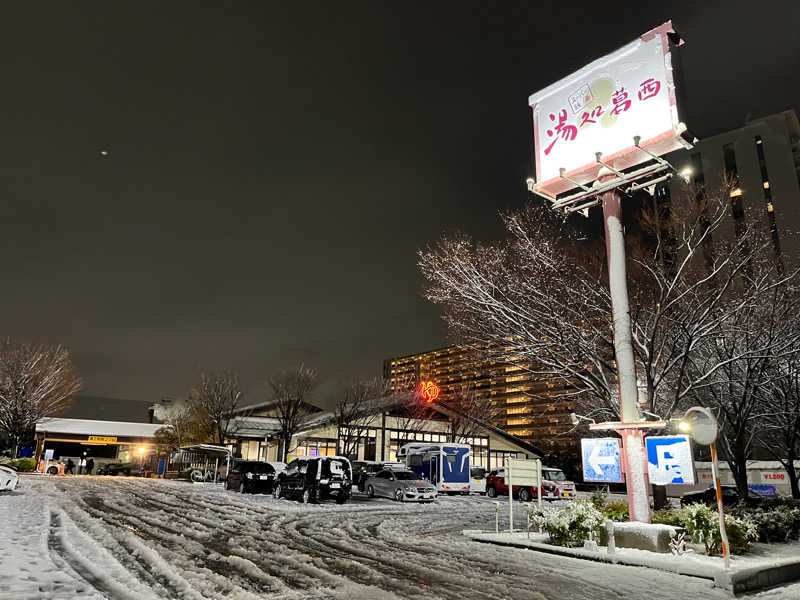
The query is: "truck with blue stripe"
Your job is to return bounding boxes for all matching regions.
[397,442,471,494]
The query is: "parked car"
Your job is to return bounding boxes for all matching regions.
[365,469,437,502]
[274,456,352,504]
[680,485,765,508]
[97,462,137,476]
[352,460,405,492]
[226,460,285,494]
[0,464,19,491]
[485,467,561,502]
[541,467,577,499]
[470,467,488,494]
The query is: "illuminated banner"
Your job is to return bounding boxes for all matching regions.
[88,436,117,443]
[528,21,690,199]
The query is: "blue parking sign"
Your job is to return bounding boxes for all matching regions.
[645,435,695,485]
[581,438,623,483]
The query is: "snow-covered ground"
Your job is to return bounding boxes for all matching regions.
[1,476,798,599]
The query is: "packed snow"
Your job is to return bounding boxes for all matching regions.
[2,475,799,599]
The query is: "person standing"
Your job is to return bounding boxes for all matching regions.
[86,457,95,475]
[79,455,86,475]
[66,458,75,474]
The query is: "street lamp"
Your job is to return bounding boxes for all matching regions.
[569,412,595,426]
[679,406,730,569]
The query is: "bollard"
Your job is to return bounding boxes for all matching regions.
[495,502,500,533]
[606,520,615,556]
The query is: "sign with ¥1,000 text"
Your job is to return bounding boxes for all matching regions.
[581,438,623,483]
[504,458,541,486]
[646,435,695,485]
[88,436,117,443]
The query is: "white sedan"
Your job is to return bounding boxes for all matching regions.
[0,465,19,492]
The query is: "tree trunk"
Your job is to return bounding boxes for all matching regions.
[651,484,668,510]
[785,448,800,499]
[729,449,750,501]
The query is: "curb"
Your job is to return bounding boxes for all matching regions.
[464,531,800,595]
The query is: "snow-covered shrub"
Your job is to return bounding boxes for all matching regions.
[599,500,629,522]
[681,503,757,554]
[733,506,800,543]
[652,508,684,527]
[725,515,758,554]
[0,457,36,471]
[529,499,604,548]
[590,490,606,509]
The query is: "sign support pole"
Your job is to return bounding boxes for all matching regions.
[600,179,651,523]
[537,459,543,510]
[506,457,513,533]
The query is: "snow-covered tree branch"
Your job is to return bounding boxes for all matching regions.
[0,339,82,457]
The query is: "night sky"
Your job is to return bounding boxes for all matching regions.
[1,2,798,407]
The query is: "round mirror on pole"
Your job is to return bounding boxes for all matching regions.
[679,406,718,446]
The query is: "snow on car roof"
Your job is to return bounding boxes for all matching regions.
[35,418,163,438]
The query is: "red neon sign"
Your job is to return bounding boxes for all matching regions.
[419,380,440,403]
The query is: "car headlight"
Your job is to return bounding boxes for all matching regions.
[246,473,253,479]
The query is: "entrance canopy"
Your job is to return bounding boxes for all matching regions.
[35,418,162,445]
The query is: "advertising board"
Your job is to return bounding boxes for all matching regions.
[528,21,690,200]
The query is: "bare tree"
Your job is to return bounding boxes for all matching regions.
[269,365,317,462]
[154,402,213,452]
[687,276,800,498]
[420,187,795,417]
[390,390,434,448]
[419,186,800,499]
[189,371,243,445]
[440,383,501,444]
[760,346,800,498]
[334,378,386,459]
[0,340,81,457]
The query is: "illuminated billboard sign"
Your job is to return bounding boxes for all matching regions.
[528,21,690,199]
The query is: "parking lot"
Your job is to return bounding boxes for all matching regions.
[2,476,798,599]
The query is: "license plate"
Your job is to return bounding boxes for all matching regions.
[475,479,483,483]
[259,475,269,480]
[330,482,340,489]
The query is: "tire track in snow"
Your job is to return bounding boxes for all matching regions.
[36,477,740,600]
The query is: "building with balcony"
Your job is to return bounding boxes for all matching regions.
[383,345,577,469]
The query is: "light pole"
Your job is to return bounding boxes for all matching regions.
[680,406,729,569]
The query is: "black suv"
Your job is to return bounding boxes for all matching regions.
[274,456,352,504]
[226,461,285,494]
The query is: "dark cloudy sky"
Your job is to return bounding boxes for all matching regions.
[1,1,797,407]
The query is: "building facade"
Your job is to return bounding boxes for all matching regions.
[383,345,577,468]
[219,399,540,470]
[666,109,800,262]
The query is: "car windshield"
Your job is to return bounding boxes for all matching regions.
[471,468,486,478]
[543,469,566,481]
[394,472,418,481]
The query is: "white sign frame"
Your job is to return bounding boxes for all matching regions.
[528,21,689,200]
[505,457,542,533]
